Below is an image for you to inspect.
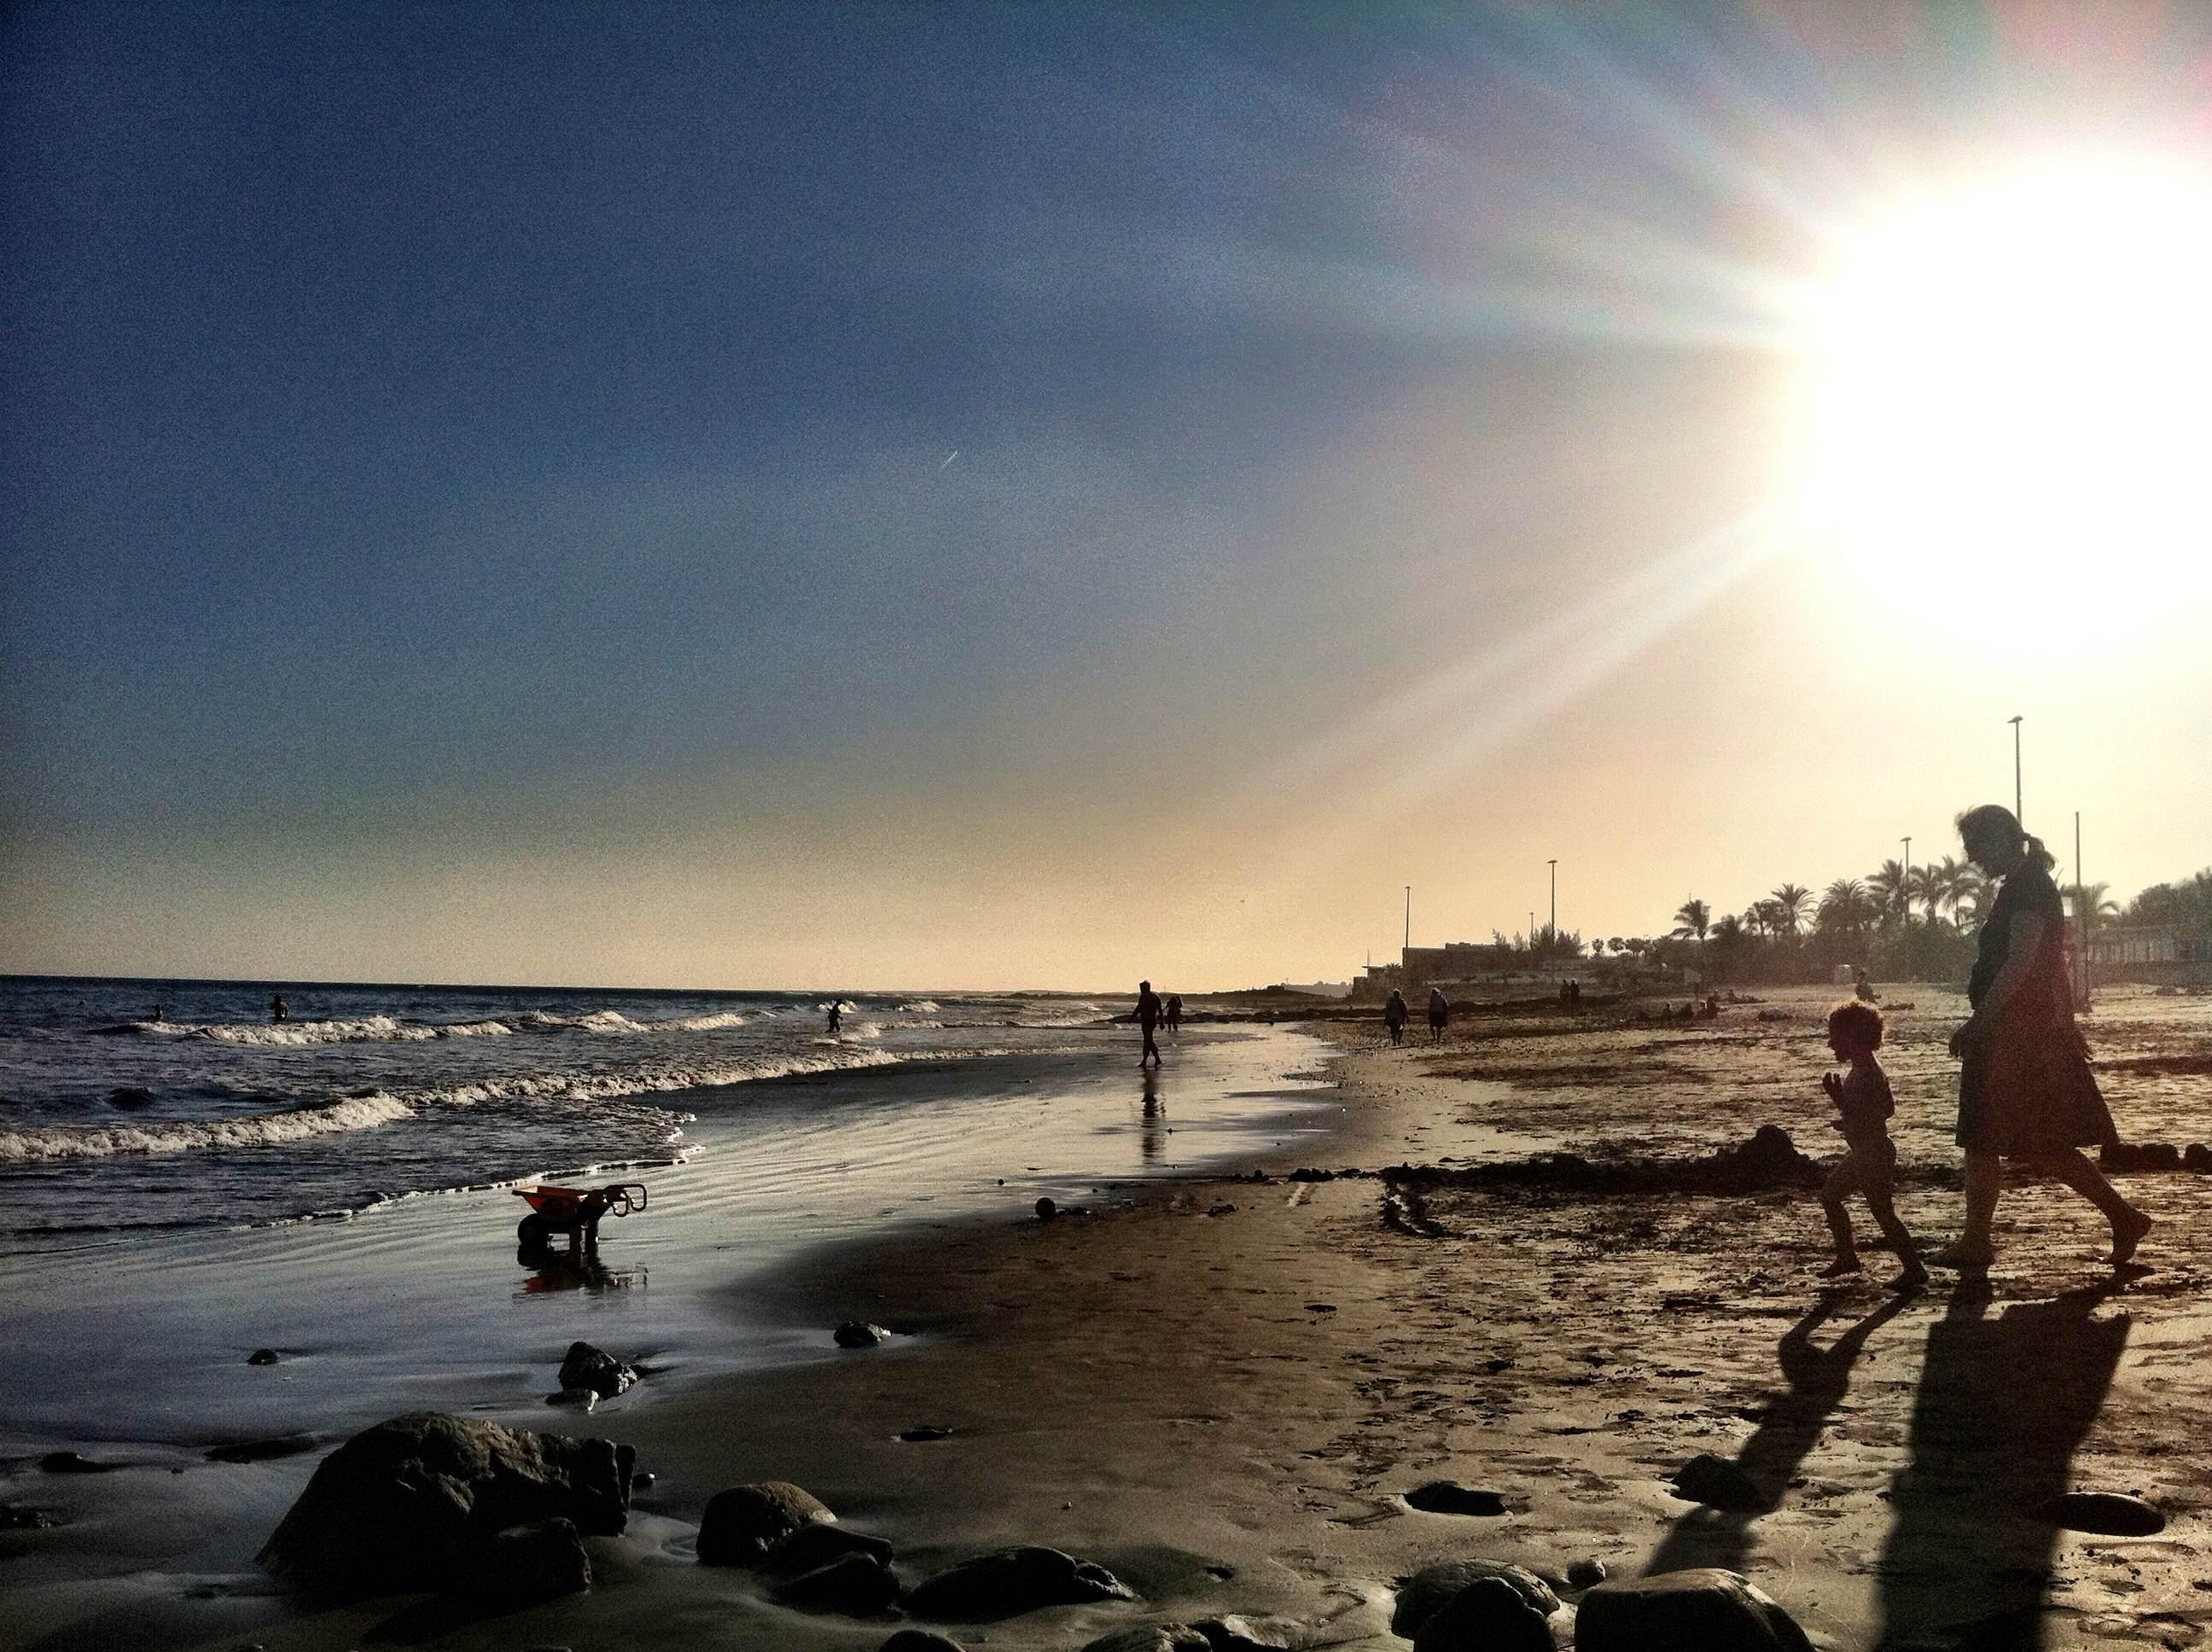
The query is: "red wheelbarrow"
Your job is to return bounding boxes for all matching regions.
[513,1182,648,1253]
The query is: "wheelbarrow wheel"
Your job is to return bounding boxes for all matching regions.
[517,1213,551,1250]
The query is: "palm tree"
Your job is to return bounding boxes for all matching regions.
[1867,860,1910,927]
[1952,866,1996,933]
[1817,877,1873,934]
[1672,898,1711,941]
[1906,863,1948,927]
[1769,883,1812,937]
[2063,881,2120,922]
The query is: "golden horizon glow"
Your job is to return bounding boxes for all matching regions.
[1791,149,2212,639]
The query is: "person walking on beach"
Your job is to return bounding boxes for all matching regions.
[1133,980,1164,1067]
[1938,804,2151,1271]
[1816,1000,1927,1293]
[825,998,843,1034]
[1426,986,1449,1044]
[1383,988,1408,1045]
[1165,993,1183,1032]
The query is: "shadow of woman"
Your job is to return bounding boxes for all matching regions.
[1874,1281,2129,1651]
[1648,1289,1914,1577]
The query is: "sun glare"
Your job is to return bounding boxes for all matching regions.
[1794,151,2212,603]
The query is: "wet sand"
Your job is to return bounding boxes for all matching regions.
[5,986,2208,1651]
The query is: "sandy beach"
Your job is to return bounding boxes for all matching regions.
[5,988,2209,1652]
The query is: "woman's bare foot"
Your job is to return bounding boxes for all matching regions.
[1887,1265,1930,1295]
[2109,1207,2152,1266]
[1819,1256,1863,1277]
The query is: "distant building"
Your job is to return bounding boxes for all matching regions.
[2086,922,2212,986]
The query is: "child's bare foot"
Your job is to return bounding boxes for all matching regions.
[1819,1256,1863,1277]
[2109,1207,2152,1266]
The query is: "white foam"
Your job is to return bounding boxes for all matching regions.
[0,1093,416,1162]
[899,999,941,1013]
[659,1009,750,1032]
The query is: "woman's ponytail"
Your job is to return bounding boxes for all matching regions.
[2023,832,2056,871]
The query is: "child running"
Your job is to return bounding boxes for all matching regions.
[1817,1000,1928,1294]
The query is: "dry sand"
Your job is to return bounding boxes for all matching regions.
[15,985,2209,1652]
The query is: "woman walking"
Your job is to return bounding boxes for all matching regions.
[1937,805,2151,1270]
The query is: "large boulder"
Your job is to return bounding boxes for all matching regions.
[907,1545,1136,1622]
[696,1481,835,1566]
[557,1341,637,1399]
[1575,1568,1813,1651]
[764,1521,894,1575]
[258,1412,631,1603]
[1412,1577,1551,1652]
[1391,1561,1558,1637]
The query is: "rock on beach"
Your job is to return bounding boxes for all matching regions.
[258,1412,632,1603]
[1390,1560,1558,1637]
[696,1480,836,1566]
[1575,1568,1813,1652]
[906,1545,1136,1622]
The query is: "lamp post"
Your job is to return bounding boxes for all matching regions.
[1403,887,1411,957]
[1547,859,1557,941]
[2009,715,2023,826]
[1901,836,1912,926]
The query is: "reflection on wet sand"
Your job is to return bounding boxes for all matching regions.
[1141,1066,1167,1165]
[1876,1281,2129,1651]
[516,1248,647,1295]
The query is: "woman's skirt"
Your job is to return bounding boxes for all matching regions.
[1957,1014,2118,1158]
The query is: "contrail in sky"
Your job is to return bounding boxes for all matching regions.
[940,450,960,468]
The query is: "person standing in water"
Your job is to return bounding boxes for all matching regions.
[1133,980,1164,1066]
[1938,804,2151,1271]
[270,993,288,1023]
[825,998,843,1034]
[1165,993,1182,1032]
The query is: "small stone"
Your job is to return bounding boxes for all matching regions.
[1035,1197,1057,1219]
[246,1348,280,1365]
[1081,1626,1211,1652]
[881,1632,967,1652]
[544,1387,597,1411]
[907,1545,1136,1621]
[1402,1480,1508,1515]
[2141,1142,2184,1172]
[1576,1568,1813,1651]
[835,1322,891,1348]
[557,1341,638,1399]
[696,1481,835,1566]
[763,1521,894,1576]
[775,1550,901,1614]
[1194,1616,1299,1652]
[633,1470,656,1492]
[108,1085,153,1108]
[39,1451,113,1475]
[1392,1562,1558,1636]
[1568,1558,1609,1589]
[207,1434,317,1463]
[1672,1452,1766,1512]
[899,1425,955,1442]
[2183,1142,2211,1172]
[470,1518,591,1607]
[2029,1492,2164,1536]
[1412,1576,1551,1652]
[1,1504,57,1530]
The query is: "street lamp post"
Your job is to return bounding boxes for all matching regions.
[1403,887,1411,956]
[1547,859,1557,941]
[2009,715,2023,826]
[1901,836,1912,925]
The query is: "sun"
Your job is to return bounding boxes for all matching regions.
[1790,150,2212,601]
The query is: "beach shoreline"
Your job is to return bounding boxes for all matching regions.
[6,986,2209,1652]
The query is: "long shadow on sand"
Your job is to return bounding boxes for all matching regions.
[1873,1280,2129,1651]
[1648,1289,1912,1577]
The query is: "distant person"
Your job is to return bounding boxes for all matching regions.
[150,1003,165,1023]
[825,998,843,1034]
[1939,804,2150,1271]
[1855,969,1878,1003]
[1165,993,1183,1032]
[1816,1001,1927,1293]
[1559,980,1572,1008]
[1133,980,1164,1067]
[1426,986,1448,1044]
[1383,988,1408,1046]
[270,993,288,1023]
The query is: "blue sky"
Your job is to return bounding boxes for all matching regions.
[6,3,2209,987]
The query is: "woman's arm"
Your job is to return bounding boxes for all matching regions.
[1951,909,2046,1052]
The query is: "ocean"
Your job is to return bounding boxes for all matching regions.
[0,974,1129,1254]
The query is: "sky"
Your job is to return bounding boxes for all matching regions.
[4,2,2209,991]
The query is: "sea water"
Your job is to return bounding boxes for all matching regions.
[0,975,1127,1252]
